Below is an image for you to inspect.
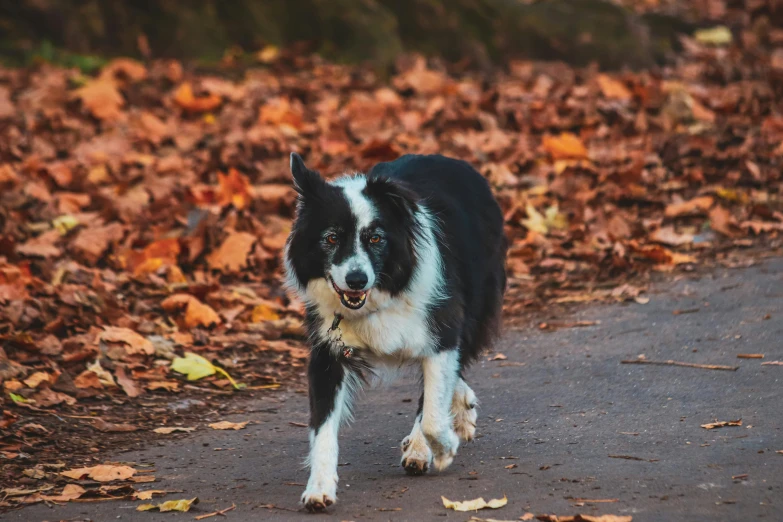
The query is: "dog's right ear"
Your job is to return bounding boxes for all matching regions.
[290,152,324,198]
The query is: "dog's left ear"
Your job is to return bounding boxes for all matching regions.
[290,152,325,198]
[364,176,419,220]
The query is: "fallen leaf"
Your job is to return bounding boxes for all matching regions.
[701,419,742,430]
[170,352,216,381]
[23,371,53,389]
[542,133,588,160]
[99,327,155,357]
[71,80,125,121]
[650,226,694,247]
[217,169,253,210]
[442,495,508,512]
[209,421,248,430]
[133,490,170,500]
[61,464,136,482]
[153,427,196,434]
[41,484,86,502]
[664,196,714,218]
[597,74,632,101]
[174,82,221,113]
[137,497,198,512]
[207,231,257,273]
[161,294,221,329]
[695,26,732,46]
[115,366,142,398]
[91,418,139,432]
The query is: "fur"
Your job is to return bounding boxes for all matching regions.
[284,153,507,511]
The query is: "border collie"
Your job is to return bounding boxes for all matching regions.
[284,153,507,511]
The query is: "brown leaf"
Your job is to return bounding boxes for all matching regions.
[0,86,15,119]
[91,417,139,432]
[99,327,154,357]
[61,464,136,482]
[664,196,714,218]
[71,223,125,265]
[701,419,742,430]
[41,484,86,502]
[709,206,740,237]
[160,294,221,329]
[73,370,103,389]
[650,226,694,247]
[71,80,125,121]
[597,74,632,101]
[208,421,248,430]
[23,371,54,389]
[207,231,257,273]
[115,365,142,398]
[16,231,62,259]
[217,168,253,210]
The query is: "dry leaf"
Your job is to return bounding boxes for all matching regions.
[174,82,221,112]
[137,497,198,512]
[209,421,248,430]
[207,231,256,273]
[133,489,169,500]
[442,495,508,511]
[701,419,742,430]
[597,74,632,101]
[153,426,196,434]
[71,80,125,121]
[41,484,86,502]
[161,294,221,328]
[23,371,53,389]
[664,196,714,218]
[61,464,136,482]
[99,327,154,356]
[542,133,588,160]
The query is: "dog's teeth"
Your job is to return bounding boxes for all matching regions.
[359,294,366,301]
[343,293,350,301]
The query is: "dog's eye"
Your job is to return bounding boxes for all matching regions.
[326,234,339,244]
[369,234,381,244]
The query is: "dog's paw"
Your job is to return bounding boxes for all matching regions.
[301,474,337,512]
[453,402,477,441]
[426,429,460,472]
[302,488,336,512]
[401,434,432,476]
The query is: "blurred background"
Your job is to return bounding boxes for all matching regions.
[0,0,766,70]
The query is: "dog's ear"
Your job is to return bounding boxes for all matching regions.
[290,152,324,198]
[365,176,419,220]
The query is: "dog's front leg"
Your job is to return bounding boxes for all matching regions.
[302,343,354,511]
[420,349,461,471]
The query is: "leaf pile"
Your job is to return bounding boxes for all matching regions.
[1,0,782,500]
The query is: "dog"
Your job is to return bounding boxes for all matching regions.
[284,152,507,511]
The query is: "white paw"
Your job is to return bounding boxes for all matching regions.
[424,428,459,472]
[401,433,433,475]
[301,474,337,512]
[453,403,477,441]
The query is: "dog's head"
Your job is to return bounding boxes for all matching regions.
[284,153,420,315]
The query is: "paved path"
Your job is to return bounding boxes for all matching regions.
[12,259,783,522]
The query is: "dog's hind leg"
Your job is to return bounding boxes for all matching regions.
[452,378,478,441]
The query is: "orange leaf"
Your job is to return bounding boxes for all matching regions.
[173,83,222,113]
[207,231,257,273]
[597,74,632,101]
[664,196,714,218]
[217,169,252,209]
[542,132,589,160]
[71,80,125,121]
[161,294,221,329]
[99,327,154,356]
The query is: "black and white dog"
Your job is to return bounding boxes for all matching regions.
[284,153,507,511]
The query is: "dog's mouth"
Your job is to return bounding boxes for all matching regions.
[330,277,368,310]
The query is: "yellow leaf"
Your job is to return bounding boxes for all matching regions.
[694,26,732,46]
[251,303,280,322]
[137,497,198,512]
[521,203,567,235]
[133,490,168,500]
[170,352,216,381]
[209,421,248,430]
[170,352,244,390]
[53,215,80,235]
[257,45,280,63]
[441,495,508,512]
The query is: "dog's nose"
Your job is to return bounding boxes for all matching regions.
[345,271,368,290]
